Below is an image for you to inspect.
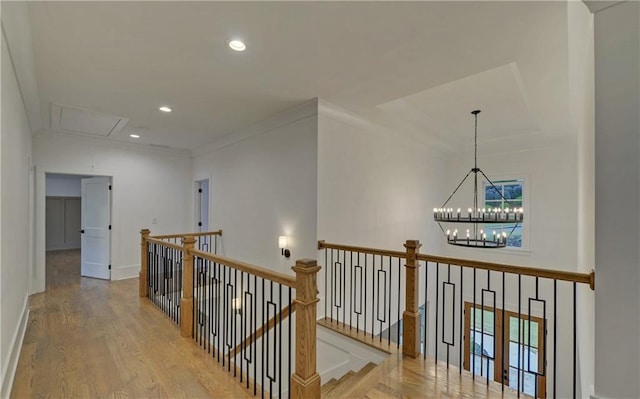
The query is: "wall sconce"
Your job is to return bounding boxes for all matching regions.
[278,235,290,258]
[232,297,242,316]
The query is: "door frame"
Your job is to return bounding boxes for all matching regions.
[36,171,113,292]
[194,177,211,232]
[463,301,546,398]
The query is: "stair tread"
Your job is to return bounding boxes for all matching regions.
[321,379,340,396]
[322,362,378,399]
[358,362,377,373]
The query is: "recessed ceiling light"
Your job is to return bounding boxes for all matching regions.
[228,40,246,52]
[130,134,140,138]
[159,106,172,113]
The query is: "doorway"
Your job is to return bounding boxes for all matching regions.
[463,302,546,398]
[195,178,209,232]
[44,173,112,289]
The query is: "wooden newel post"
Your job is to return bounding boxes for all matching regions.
[403,239,422,358]
[291,259,321,399]
[180,235,196,338]
[139,229,150,297]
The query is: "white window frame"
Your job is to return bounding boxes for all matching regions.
[482,176,530,252]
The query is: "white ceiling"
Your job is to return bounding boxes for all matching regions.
[27,1,580,152]
[378,63,540,148]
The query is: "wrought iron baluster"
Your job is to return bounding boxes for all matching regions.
[222,265,227,367]
[253,274,258,396]
[355,253,362,333]
[472,267,476,378]
[330,249,334,322]
[397,258,401,350]
[288,286,292,399]
[460,266,464,374]
[207,258,212,354]
[233,268,238,377]
[424,260,428,359]
[342,250,347,326]
[261,277,265,399]
[371,254,375,339]
[435,263,440,364]
[216,262,221,362]
[364,254,368,336]
[441,264,456,370]
[278,283,282,399]
[553,279,557,399]
[573,282,577,399]
[240,271,245,383]
[388,256,392,346]
[349,251,353,331]
[517,274,521,396]
[501,272,505,388]
[324,248,328,322]
[178,249,182,324]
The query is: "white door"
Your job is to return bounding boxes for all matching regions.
[81,177,111,279]
[195,179,209,232]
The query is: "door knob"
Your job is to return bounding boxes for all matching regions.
[80,229,85,234]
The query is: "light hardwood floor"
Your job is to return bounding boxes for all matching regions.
[12,250,252,398]
[326,352,524,399]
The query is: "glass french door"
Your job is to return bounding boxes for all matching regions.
[464,302,546,398]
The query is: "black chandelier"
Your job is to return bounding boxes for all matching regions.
[433,110,523,248]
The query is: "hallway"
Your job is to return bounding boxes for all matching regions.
[11,252,252,398]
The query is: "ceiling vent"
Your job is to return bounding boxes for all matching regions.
[51,103,128,137]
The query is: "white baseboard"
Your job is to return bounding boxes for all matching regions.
[1,294,29,399]
[319,359,351,384]
[111,264,140,281]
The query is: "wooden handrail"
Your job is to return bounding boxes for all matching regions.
[151,229,222,239]
[317,240,406,259]
[416,253,595,289]
[229,303,297,357]
[145,237,184,252]
[190,248,297,288]
[318,239,594,290]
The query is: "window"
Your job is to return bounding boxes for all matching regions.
[483,178,525,249]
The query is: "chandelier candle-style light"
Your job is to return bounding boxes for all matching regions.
[433,110,523,248]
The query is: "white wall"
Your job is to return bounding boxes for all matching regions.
[441,143,579,271]
[46,174,81,197]
[317,100,445,322]
[593,2,640,398]
[0,15,34,399]
[317,100,444,253]
[33,134,193,287]
[193,100,318,275]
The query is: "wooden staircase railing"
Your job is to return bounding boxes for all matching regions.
[139,229,321,399]
[318,239,595,399]
[230,302,297,358]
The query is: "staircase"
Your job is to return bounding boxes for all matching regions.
[321,362,377,398]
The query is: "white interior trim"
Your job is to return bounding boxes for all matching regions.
[111,264,140,281]
[1,295,29,399]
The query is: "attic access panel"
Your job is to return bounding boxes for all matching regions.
[51,103,128,137]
